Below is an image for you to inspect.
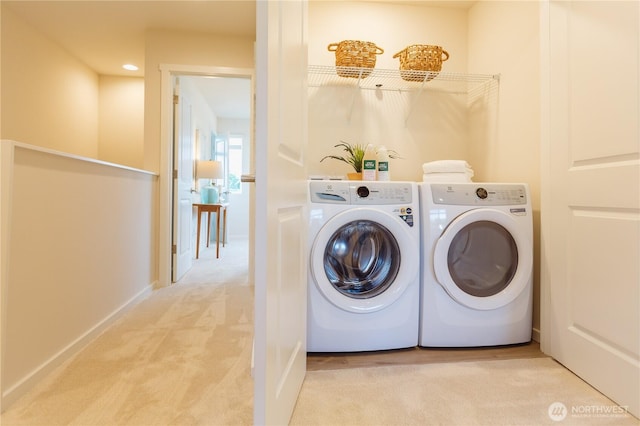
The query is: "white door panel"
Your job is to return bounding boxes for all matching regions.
[545,0,639,417]
[172,80,194,282]
[567,164,639,209]
[254,1,308,424]
[566,2,637,161]
[569,212,639,355]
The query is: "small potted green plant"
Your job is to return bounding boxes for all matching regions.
[321,141,399,180]
[320,141,366,180]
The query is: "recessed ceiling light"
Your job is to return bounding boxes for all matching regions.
[123,64,139,71]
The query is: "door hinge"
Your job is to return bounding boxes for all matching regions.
[173,170,178,179]
[172,244,177,254]
[173,94,179,105]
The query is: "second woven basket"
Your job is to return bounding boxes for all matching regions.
[393,44,449,82]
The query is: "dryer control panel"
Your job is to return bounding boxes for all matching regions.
[431,183,527,206]
[310,181,414,205]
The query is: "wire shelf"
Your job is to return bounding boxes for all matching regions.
[308,65,499,95]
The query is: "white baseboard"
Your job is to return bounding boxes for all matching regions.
[532,327,541,343]
[1,283,153,411]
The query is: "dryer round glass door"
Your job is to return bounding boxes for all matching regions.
[433,208,532,310]
[310,208,419,313]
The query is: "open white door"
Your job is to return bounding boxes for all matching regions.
[253,0,308,424]
[172,79,195,282]
[543,1,639,418]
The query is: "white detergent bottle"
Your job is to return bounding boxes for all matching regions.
[377,145,390,181]
[362,144,377,181]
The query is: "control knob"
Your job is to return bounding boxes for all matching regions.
[357,186,370,198]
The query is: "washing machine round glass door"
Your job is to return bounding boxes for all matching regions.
[310,208,419,313]
[433,208,532,310]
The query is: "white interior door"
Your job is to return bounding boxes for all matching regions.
[544,1,639,417]
[253,0,308,424]
[172,79,194,282]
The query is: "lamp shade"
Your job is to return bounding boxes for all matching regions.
[196,160,223,180]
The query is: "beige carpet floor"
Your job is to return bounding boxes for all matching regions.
[2,238,637,426]
[291,357,638,426]
[1,239,255,426]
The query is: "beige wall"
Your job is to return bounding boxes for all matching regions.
[143,29,255,173]
[310,1,468,71]
[1,7,99,158]
[468,1,540,185]
[98,76,145,168]
[1,7,147,169]
[1,5,256,177]
[1,142,157,408]
[468,1,541,338]
[308,1,471,181]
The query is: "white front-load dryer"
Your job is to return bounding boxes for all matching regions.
[419,182,533,347]
[308,180,420,352]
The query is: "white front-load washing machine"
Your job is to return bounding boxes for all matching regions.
[307,180,420,352]
[419,182,533,347]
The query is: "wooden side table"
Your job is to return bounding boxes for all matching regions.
[193,203,228,259]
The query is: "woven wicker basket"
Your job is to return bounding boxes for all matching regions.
[328,40,384,78]
[393,44,450,82]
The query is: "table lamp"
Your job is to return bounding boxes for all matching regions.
[196,160,223,203]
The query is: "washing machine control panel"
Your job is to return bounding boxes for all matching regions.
[351,183,413,205]
[431,183,527,206]
[309,181,414,205]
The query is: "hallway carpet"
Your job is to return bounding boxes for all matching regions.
[1,240,254,426]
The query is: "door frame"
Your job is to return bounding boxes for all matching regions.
[158,64,254,287]
[539,0,552,357]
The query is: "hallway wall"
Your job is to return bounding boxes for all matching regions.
[1,7,98,158]
[1,142,157,409]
